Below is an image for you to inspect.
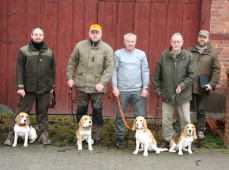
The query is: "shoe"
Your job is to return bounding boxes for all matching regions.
[38,131,52,145]
[94,140,102,146]
[4,132,14,146]
[115,138,123,148]
[160,140,169,148]
[198,131,205,139]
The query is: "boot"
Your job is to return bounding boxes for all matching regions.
[4,131,14,146]
[38,131,52,145]
[92,125,102,146]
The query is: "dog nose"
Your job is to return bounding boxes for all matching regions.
[189,129,191,133]
[89,121,91,124]
[24,120,27,123]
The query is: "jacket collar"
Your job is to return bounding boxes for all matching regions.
[29,40,48,52]
[190,43,212,54]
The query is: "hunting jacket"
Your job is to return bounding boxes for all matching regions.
[16,41,55,94]
[152,48,197,105]
[66,39,114,93]
[189,44,220,94]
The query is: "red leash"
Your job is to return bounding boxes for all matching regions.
[108,93,133,131]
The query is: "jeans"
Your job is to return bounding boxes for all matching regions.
[115,90,145,139]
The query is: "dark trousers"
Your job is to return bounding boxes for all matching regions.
[194,93,209,132]
[76,90,104,125]
[10,92,50,135]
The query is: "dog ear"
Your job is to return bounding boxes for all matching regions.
[193,125,197,139]
[143,118,147,132]
[181,124,188,138]
[26,114,30,125]
[132,119,136,131]
[15,114,20,124]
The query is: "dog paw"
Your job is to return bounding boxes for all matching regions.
[12,144,17,147]
[133,150,138,155]
[78,146,82,150]
[178,152,183,155]
[89,147,93,151]
[143,152,148,157]
[155,151,160,154]
[169,149,176,153]
[188,151,193,154]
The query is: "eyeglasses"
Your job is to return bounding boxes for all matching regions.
[171,41,183,44]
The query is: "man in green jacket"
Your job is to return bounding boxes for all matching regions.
[189,30,220,139]
[152,32,196,148]
[66,24,114,145]
[4,27,55,146]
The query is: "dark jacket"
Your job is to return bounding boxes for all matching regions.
[66,39,114,93]
[16,41,55,94]
[188,44,220,94]
[152,48,197,105]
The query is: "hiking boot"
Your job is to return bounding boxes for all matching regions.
[4,131,14,146]
[115,138,123,148]
[198,131,205,139]
[38,131,52,145]
[94,140,102,146]
[160,140,169,148]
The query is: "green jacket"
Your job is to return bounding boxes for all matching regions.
[189,44,220,94]
[152,48,197,105]
[66,39,114,93]
[16,41,55,94]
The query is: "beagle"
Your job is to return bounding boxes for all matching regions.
[132,116,168,156]
[13,112,37,147]
[169,123,197,155]
[76,115,93,150]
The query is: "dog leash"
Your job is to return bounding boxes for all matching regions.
[68,87,76,123]
[48,91,56,108]
[116,97,133,131]
[167,93,190,125]
[108,93,132,131]
[154,95,160,132]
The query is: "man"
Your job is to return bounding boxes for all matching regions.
[152,32,196,148]
[112,33,149,147]
[4,27,55,146]
[189,30,220,139]
[66,24,114,145]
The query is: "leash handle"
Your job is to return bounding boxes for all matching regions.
[116,98,133,131]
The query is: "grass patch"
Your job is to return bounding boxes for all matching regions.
[0,113,226,150]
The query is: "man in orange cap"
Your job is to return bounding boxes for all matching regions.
[66,24,114,146]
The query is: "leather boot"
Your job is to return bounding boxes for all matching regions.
[4,131,14,146]
[38,131,52,145]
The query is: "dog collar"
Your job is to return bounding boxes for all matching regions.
[136,127,143,130]
[18,123,26,127]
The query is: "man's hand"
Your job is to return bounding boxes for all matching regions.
[67,79,75,88]
[95,83,104,92]
[141,88,148,98]
[176,86,181,94]
[112,88,120,98]
[17,89,25,97]
[205,84,213,91]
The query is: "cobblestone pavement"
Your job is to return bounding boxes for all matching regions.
[1,144,229,170]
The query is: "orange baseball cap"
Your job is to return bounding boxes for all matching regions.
[89,24,102,32]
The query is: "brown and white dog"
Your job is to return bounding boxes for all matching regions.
[169,123,197,155]
[13,112,37,147]
[132,116,168,156]
[76,115,93,150]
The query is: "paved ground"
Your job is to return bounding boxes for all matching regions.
[1,144,229,170]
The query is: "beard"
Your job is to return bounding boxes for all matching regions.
[197,40,207,47]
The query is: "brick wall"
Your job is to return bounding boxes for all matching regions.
[210,0,229,147]
[210,0,229,89]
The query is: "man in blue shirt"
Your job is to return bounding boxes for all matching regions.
[112,33,149,147]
